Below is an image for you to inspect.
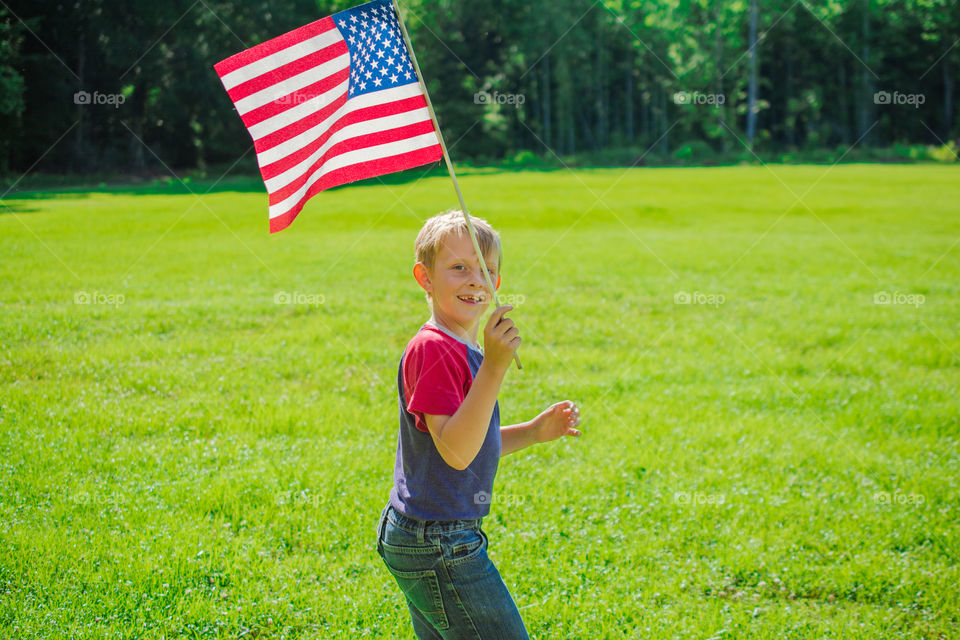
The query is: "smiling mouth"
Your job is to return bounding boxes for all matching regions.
[457,294,484,304]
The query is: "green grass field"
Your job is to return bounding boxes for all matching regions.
[1,164,958,639]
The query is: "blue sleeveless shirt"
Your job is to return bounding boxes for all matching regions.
[388,322,501,520]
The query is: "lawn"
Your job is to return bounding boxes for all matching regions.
[1,164,958,638]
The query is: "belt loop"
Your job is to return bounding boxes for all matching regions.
[416,518,425,543]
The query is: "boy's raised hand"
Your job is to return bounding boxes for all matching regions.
[483,305,521,372]
[532,400,582,443]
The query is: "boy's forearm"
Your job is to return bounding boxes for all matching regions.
[500,421,537,456]
[435,361,506,470]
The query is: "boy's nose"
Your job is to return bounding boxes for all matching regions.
[467,269,491,296]
[468,266,486,284]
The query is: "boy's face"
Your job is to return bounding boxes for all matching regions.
[414,231,500,335]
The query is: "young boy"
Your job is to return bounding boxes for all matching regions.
[375,210,581,639]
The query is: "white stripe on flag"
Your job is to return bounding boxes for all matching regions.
[248,79,349,142]
[234,54,350,115]
[218,29,343,91]
[255,84,428,162]
[262,107,433,191]
[268,132,440,220]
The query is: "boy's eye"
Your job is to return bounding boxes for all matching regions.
[450,264,496,277]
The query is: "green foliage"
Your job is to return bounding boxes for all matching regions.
[672,139,715,161]
[502,149,542,168]
[928,141,959,162]
[0,0,958,174]
[0,8,27,175]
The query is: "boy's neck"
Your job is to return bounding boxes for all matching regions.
[428,314,481,350]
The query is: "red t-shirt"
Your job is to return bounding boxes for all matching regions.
[403,325,476,432]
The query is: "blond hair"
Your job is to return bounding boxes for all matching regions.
[415,210,501,271]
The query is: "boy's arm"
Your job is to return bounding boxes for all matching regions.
[425,306,519,471]
[500,401,582,457]
[500,420,537,456]
[425,362,507,470]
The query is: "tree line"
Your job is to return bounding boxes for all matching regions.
[0,0,956,177]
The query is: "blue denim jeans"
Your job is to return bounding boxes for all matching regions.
[376,503,530,639]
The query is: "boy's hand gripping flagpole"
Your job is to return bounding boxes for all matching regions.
[391,0,522,370]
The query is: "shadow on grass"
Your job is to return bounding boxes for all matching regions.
[0,200,42,214]
[3,141,951,202]
[0,164,584,201]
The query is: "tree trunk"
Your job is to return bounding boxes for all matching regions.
[786,34,795,148]
[640,57,650,142]
[944,51,954,141]
[566,65,575,155]
[594,44,605,148]
[625,66,634,142]
[604,70,611,148]
[578,107,598,151]
[660,85,669,156]
[128,70,146,171]
[541,53,552,152]
[568,61,576,155]
[859,0,872,145]
[838,61,850,145]
[714,5,727,152]
[73,0,86,172]
[746,0,758,147]
[555,62,568,156]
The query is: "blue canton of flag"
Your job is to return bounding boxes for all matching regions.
[333,0,418,98]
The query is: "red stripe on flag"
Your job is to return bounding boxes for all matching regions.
[213,17,337,78]
[225,41,349,104]
[266,120,438,205]
[252,92,349,152]
[240,69,350,131]
[258,95,434,180]
[268,145,443,233]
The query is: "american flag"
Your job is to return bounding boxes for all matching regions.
[214,0,443,233]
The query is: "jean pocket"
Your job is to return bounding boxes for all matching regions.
[447,528,487,566]
[383,565,449,630]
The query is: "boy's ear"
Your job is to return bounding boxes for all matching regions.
[496,274,501,290]
[413,262,432,292]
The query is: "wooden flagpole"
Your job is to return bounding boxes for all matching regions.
[391,0,522,370]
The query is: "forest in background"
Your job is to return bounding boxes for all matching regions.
[0,0,957,178]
